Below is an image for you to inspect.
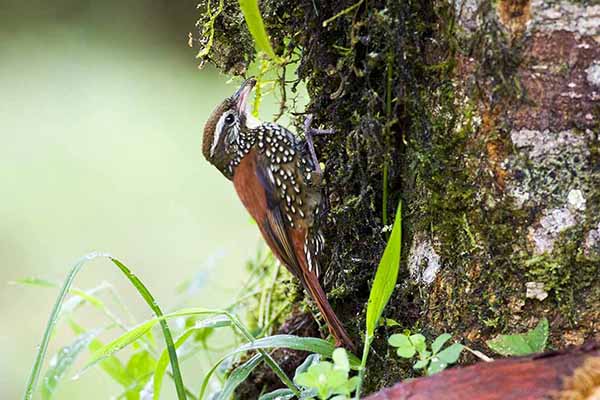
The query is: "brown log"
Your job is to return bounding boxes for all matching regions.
[364,342,600,400]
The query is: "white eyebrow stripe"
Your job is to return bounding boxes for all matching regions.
[210,113,227,158]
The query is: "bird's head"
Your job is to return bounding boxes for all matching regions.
[202,78,258,179]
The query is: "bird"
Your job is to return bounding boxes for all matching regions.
[201,78,355,350]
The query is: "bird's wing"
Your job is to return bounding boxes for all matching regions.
[254,158,306,280]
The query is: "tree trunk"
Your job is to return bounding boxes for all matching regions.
[195,0,599,396]
[365,342,600,400]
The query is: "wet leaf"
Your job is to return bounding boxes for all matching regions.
[486,318,548,356]
[430,333,452,355]
[42,330,100,400]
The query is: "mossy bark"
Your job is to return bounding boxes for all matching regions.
[195,0,600,396]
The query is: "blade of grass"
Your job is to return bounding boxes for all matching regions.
[217,353,263,400]
[238,0,281,62]
[68,320,133,388]
[366,201,402,336]
[24,252,107,400]
[23,253,187,400]
[198,334,343,399]
[73,304,295,397]
[153,316,231,400]
[83,319,158,369]
[82,308,221,370]
[109,258,186,400]
[259,388,295,400]
[222,313,298,397]
[10,277,59,288]
[13,278,125,327]
[41,329,101,400]
[236,335,339,358]
[78,306,303,400]
[355,201,402,399]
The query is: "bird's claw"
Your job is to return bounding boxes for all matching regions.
[303,114,335,175]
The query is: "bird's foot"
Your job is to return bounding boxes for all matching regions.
[303,114,335,175]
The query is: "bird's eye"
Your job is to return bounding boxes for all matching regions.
[225,114,235,125]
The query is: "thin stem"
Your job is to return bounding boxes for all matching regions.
[259,301,291,337]
[354,334,373,399]
[463,345,494,362]
[382,50,394,228]
[322,0,364,27]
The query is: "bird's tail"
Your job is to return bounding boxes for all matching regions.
[301,272,356,352]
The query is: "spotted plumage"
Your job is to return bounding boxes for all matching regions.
[201,78,354,350]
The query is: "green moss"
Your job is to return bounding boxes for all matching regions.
[525,226,599,315]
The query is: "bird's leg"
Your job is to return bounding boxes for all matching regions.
[304,114,335,175]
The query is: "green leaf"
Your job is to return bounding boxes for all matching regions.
[430,333,452,355]
[118,351,157,398]
[41,330,100,400]
[295,362,330,387]
[396,346,416,359]
[384,318,401,327]
[259,388,296,400]
[294,352,359,400]
[486,318,548,356]
[126,351,156,383]
[526,318,549,352]
[427,359,447,375]
[294,354,321,381]
[365,202,402,337]
[345,376,360,393]
[296,362,350,399]
[332,348,350,372]
[427,342,463,376]
[84,319,157,370]
[389,334,415,359]
[218,353,263,400]
[388,334,409,348]
[238,0,280,62]
[487,336,531,356]
[356,201,402,399]
[436,343,464,364]
[409,334,427,355]
[68,320,132,387]
[413,359,429,370]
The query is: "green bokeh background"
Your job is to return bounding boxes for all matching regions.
[0,1,283,398]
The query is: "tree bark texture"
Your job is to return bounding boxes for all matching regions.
[195,0,599,396]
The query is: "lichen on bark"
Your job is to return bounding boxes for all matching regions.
[193,0,599,396]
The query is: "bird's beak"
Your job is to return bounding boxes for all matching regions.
[233,78,256,115]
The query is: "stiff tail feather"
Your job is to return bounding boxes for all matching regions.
[302,272,356,352]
